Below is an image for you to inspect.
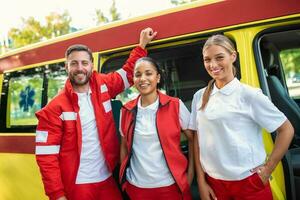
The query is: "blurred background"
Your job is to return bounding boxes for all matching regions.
[0,0,198,54]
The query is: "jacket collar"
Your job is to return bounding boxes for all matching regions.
[124,90,171,111]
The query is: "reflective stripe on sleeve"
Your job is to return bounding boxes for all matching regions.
[36,130,48,143]
[100,84,108,93]
[116,68,130,89]
[36,145,60,155]
[103,100,112,113]
[59,112,77,121]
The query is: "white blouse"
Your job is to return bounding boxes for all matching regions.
[189,78,287,180]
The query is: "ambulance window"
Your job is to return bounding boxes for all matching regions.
[100,55,142,103]
[257,28,300,148]
[7,68,43,127]
[46,62,67,103]
[280,48,300,99]
[100,41,211,110]
[258,28,300,102]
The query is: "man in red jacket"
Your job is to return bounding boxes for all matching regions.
[35,28,157,200]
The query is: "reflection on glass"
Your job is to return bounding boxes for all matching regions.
[47,73,67,102]
[47,63,67,102]
[280,48,300,99]
[8,74,43,126]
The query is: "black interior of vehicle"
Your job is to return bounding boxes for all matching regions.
[259,28,300,200]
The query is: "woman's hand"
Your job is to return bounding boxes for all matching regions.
[198,180,217,200]
[251,165,271,185]
[187,167,194,186]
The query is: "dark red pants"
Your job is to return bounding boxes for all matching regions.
[126,182,191,200]
[206,173,273,200]
[69,176,122,200]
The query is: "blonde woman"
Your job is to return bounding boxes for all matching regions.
[189,35,294,200]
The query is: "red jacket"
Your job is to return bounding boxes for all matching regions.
[35,46,147,200]
[119,91,190,198]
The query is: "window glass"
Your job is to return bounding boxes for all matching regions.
[101,40,239,143]
[101,42,210,144]
[280,48,300,99]
[8,73,43,126]
[160,56,208,110]
[101,56,158,103]
[101,42,212,109]
[46,63,67,102]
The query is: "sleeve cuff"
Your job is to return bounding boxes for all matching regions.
[49,190,65,200]
[135,45,148,55]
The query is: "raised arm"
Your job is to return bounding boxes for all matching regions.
[103,28,157,98]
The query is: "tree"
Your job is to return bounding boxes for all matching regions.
[280,49,300,75]
[8,11,72,49]
[94,0,121,25]
[9,17,44,48]
[171,0,198,5]
[0,37,12,55]
[110,0,121,22]
[44,11,72,39]
[95,9,109,25]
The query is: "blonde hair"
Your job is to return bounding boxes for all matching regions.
[200,35,237,110]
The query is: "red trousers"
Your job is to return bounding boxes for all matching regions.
[206,173,273,200]
[126,182,190,200]
[69,176,122,200]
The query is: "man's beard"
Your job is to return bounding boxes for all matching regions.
[69,71,92,86]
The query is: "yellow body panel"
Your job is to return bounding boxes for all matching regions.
[0,153,47,200]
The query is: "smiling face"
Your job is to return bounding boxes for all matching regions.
[133,60,160,96]
[203,44,236,86]
[65,51,93,90]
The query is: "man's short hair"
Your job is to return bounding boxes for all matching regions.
[65,44,93,62]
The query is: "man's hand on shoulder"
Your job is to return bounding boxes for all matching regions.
[139,27,158,49]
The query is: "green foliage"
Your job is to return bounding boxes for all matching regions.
[9,17,44,48]
[280,48,300,76]
[8,11,72,49]
[95,9,109,25]
[47,73,67,102]
[110,0,121,21]
[94,0,121,25]
[44,11,72,39]
[171,0,198,5]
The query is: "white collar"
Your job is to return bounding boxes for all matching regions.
[138,97,159,111]
[211,78,240,96]
[76,88,92,96]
